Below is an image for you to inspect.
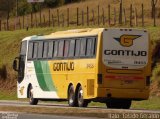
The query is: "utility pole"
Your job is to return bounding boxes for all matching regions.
[15,0,18,30]
[119,0,123,24]
[16,0,18,17]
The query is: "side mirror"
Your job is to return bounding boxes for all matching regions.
[13,57,19,72]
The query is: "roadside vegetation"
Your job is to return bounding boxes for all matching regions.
[0,91,17,100]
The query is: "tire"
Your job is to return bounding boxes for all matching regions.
[76,85,89,107]
[68,85,76,107]
[28,85,38,105]
[121,100,132,109]
[106,99,131,109]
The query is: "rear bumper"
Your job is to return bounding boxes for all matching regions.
[97,87,149,100]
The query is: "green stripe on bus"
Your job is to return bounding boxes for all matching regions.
[34,61,49,91]
[34,61,56,91]
[40,61,56,91]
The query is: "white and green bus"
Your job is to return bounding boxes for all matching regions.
[13,28,151,108]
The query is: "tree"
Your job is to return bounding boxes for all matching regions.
[0,0,15,19]
[44,0,58,7]
[18,0,32,16]
[151,0,158,18]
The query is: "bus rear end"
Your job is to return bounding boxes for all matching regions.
[97,29,151,109]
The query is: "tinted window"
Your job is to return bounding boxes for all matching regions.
[58,40,64,57]
[64,40,70,57]
[33,42,38,59]
[75,39,80,57]
[20,41,27,55]
[69,40,75,57]
[37,41,44,59]
[27,37,97,60]
[28,42,33,59]
[80,38,87,56]
[54,41,58,57]
[43,42,48,58]
[48,41,54,58]
[93,38,97,55]
[86,38,96,56]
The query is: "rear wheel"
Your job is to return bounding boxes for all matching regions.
[28,85,38,105]
[68,85,76,107]
[106,99,131,109]
[76,85,89,107]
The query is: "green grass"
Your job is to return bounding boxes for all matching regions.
[132,97,160,110]
[0,91,17,100]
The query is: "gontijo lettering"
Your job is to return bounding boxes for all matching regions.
[104,50,147,56]
[53,62,74,71]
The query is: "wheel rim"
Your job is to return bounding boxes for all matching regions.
[29,89,33,102]
[69,89,74,104]
[78,88,83,105]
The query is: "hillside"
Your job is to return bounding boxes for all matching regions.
[1,0,160,31]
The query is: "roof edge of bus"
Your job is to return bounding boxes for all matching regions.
[22,35,37,41]
[105,28,147,32]
[21,28,148,41]
[51,28,105,35]
[21,28,105,41]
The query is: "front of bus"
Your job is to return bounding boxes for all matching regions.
[97,28,151,109]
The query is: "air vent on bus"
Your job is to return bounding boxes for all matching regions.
[87,79,94,96]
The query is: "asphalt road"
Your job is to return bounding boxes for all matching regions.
[0,100,160,113]
[0,100,160,119]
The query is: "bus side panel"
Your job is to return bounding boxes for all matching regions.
[49,60,68,99]
[25,61,59,99]
[67,59,97,99]
[49,59,97,99]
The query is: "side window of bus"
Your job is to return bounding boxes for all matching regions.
[80,38,87,57]
[86,37,96,57]
[33,42,38,59]
[54,41,58,57]
[43,42,49,59]
[37,41,44,59]
[69,39,75,57]
[28,42,33,59]
[64,40,70,57]
[48,41,54,59]
[75,39,80,57]
[58,40,64,57]
[93,38,97,56]
[20,41,27,56]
